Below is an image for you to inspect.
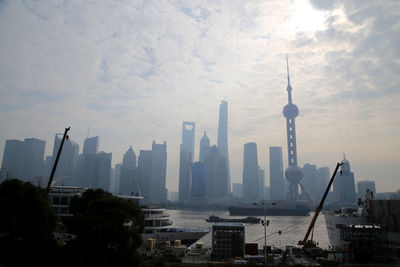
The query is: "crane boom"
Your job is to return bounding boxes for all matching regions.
[299,162,343,246]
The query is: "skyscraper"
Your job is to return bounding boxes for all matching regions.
[232,183,243,198]
[203,145,228,201]
[269,146,285,201]
[181,121,195,161]
[51,134,79,184]
[114,163,122,194]
[282,57,303,200]
[122,145,136,169]
[333,155,356,204]
[22,138,46,183]
[83,136,99,155]
[303,163,317,199]
[316,167,330,199]
[179,121,195,202]
[199,131,210,163]
[258,167,265,200]
[217,100,230,192]
[96,151,112,191]
[357,180,376,199]
[138,141,167,204]
[242,142,260,203]
[151,141,167,203]
[191,162,207,198]
[1,139,24,178]
[119,146,140,195]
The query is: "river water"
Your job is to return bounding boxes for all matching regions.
[167,209,330,249]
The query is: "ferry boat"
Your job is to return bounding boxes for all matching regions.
[141,206,208,246]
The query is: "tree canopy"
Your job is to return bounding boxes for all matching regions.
[0,179,57,267]
[62,188,145,266]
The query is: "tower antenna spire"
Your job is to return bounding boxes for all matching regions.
[286,54,291,86]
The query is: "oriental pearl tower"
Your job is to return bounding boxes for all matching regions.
[283,56,303,200]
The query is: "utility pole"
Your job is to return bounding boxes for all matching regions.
[46,127,70,192]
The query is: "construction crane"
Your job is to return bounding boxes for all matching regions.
[298,161,343,248]
[46,127,70,192]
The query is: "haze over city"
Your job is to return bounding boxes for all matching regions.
[0,0,399,193]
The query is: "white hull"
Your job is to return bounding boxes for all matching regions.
[324,212,367,249]
[142,229,208,246]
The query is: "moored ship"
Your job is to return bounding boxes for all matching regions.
[141,206,208,246]
[206,215,260,223]
[324,191,400,249]
[228,201,311,216]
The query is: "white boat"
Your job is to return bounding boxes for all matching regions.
[141,206,208,246]
[324,207,367,249]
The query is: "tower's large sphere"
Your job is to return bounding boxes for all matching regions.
[285,166,303,183]
[283,103,299,119]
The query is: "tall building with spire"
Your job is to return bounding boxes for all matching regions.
[119,146,140,195]
[333,154,356,204]
[199,131,210,163]
[217,100,230,192]
[282,56,303,200]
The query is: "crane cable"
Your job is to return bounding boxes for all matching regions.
[252,219,310,242]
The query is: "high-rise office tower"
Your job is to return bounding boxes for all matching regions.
[151,141,167,203]
[232,183,243,198]
[138,141,167,204]
[269,146,285,201]
[22,138,46,183]
[1,139,24,178]
[303,163,317,199]
[114,163,122,194]
[282,57,303,200]
[203,145,228,201]
[119,146,140,195]
[258,167,265,200]
[357,180,376,199]
[217,100,230,192]
[191,162,207,198]
[179,121,195,202]
[316,167,330,199]
[181,121,195,161]
[83,136,99,155]
[199,131,210,163]
[333,154,356,204]
[51,134,79,184]
[122,145,136,169]
[96,151,112,191]
[242,142,260,203]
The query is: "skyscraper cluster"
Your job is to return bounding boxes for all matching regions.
[178,100,231,204]
[1,134,168,204]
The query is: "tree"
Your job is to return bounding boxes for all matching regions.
[61,189,144,266]
[0,179,57,267]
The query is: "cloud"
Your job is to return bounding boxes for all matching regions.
[0,0,399,192]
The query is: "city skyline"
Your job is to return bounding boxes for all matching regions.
[0,1,399,193]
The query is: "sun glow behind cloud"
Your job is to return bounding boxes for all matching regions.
[288,0,328,33]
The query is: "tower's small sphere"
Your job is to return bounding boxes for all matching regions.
[283,103,299,119]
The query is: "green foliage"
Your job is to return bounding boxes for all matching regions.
[61,188,145,266]
[0,179,57,267]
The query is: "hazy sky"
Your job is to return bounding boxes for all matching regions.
[0,0,399,193]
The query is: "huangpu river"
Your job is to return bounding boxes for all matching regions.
[167,209,330,249]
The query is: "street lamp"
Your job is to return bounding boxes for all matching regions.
[253,202,276,264]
